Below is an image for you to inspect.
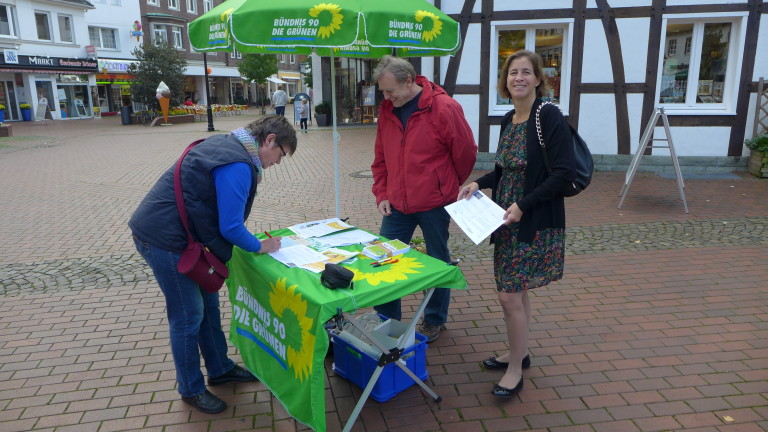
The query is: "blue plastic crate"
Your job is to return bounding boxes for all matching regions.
[331,332,428,402]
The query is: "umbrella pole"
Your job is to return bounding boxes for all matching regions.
[331,52,340,218]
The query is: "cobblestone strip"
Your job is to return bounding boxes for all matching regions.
[2,216,765,296]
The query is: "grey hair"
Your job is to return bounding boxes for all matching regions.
[373,55,416,84]
[243,115,297,155]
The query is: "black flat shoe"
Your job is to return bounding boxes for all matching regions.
[492,377,524,398]
[208,365,258,386]
[482,355,531,370]
[181,390,227,414]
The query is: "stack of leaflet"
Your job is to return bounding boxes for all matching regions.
[362,239,410,260]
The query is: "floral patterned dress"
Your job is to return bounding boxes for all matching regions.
[493,120,565,293]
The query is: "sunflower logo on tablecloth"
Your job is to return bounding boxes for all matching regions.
[269,278,315,382]
[309,3,343,39]
[350,256,424,286]
[415,10,442,42]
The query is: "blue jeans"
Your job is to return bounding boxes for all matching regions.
[373,207,452,325]
[133,236,234,397]
[275,106,285,116]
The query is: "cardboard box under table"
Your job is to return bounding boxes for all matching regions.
[226,228,467,432]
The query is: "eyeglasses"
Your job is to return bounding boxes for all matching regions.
[276,142,287,158]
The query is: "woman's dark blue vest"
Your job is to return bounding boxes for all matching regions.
[129,134,258,262]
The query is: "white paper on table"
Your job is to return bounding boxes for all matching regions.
[288,218,354,238]
[297,248,359,273]
[314,229,379,247]
[268,245,330,267]
[445,190,506,245]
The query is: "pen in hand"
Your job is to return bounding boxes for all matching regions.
[264,231,273,238]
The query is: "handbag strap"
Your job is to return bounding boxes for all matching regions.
[535,101,554,173]
[174,139,206,246]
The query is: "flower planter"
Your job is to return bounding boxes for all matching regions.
[748,150,768,178]
[315,113,330,127]
[0,110,5,123]
[21,109,32,121]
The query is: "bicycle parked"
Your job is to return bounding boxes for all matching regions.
[135,110,156,126]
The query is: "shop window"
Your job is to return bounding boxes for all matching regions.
[187,0,197,13]
[89,26,117,49]
[203,0,212,12]
[58,15,73,43]
[657,13,746,111]
[168,0,179,10]
[35,11,52,41]
[0,5,18,37]
[171,26,183,50]
[489,20,572,116]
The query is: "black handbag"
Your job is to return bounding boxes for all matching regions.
[320,263,354,290]
[535,102,594,197]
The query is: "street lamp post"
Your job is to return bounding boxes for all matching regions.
[203,53,215,132]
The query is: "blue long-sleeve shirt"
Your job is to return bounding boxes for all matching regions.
[212,162,262,252]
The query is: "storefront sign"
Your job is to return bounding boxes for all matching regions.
[4,50,18,64]
[0,55,98,73]
[98,59,137,73]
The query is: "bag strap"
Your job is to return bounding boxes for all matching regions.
[174,139,206,247]
[535,101,554,174]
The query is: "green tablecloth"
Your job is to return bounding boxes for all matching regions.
[226,229,467,432]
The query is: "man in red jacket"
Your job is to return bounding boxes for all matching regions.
[371,55,477,342]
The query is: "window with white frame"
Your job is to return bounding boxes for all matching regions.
[35,11,52,40]
[58,14,73,43]
[187,0,197,13]
[147,0,158,5]
[489,20,573,115]
[153,24,168,45]
[89,26,117,49]
[168,0,179,10]
[171,26,183,50]
[203,0,212,12]
[657,13,746,110]
[0,5,18,37]
[289,55,295,64]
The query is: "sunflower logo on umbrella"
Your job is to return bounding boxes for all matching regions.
[309,3,343,39]
[269,278,315,382]
[416,10,442,42]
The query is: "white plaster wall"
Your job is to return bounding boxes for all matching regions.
[84,2,142,59]
[588,0,652,6]
[616,18,650,84]
[453,94,480,149]
[494,0,572,10]
[667,0,747,5]
[581,20,613,83]
[14,2,91,58]
[579,94,618,154]
[456,23,481,85]
[489,124,501,154]
[754,14,768,82]
[626,93,646,154]
[660,127,731,156]
[441,0,481,15]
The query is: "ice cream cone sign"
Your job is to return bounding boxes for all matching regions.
[156,81,171,124]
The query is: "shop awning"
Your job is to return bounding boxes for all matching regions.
[267,77,289,84]
[0,68,91,74]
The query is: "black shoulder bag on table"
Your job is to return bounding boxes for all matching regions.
[535,102,594,197]
[174,139,230,293]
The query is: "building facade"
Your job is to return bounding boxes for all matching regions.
[313,0,767,168]
[0,0,98,121]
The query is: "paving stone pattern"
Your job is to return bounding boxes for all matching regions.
[1,114,766,432]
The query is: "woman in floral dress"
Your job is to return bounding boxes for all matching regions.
[458,50,576,398]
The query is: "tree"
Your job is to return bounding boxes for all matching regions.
[128,43,187,112]
[238,54,278,114]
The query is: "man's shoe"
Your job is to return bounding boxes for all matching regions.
[181,390,226,414]
[208,365,258,386]
[418,322,447,343]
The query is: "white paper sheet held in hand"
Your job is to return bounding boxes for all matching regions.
[445,191,507,245]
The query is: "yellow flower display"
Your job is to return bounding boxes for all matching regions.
[269,278,316,382]
[309,3,343,39]
[350,256,424,286]
[415,10,442,42]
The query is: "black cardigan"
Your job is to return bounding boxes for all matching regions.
[475,99,576,244]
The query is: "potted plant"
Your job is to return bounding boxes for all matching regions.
[745,133,768,178]
[20,103,32,121]
[0,103,5,123]
[314,100,331,126]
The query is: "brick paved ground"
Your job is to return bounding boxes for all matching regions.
[0,112,766,432]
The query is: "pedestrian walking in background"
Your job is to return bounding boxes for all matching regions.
[298,98,309,133]
[371,55,478,342]
[272,85,288,116]
[458,50,576,398]
[128,115,297,414]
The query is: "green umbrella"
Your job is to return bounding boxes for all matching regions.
[189,0,460,220]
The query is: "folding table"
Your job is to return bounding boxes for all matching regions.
[225,228,467,432]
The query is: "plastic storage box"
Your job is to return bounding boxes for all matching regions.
[331,332,428,402]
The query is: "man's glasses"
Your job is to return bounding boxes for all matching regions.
[276,142,287,157]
